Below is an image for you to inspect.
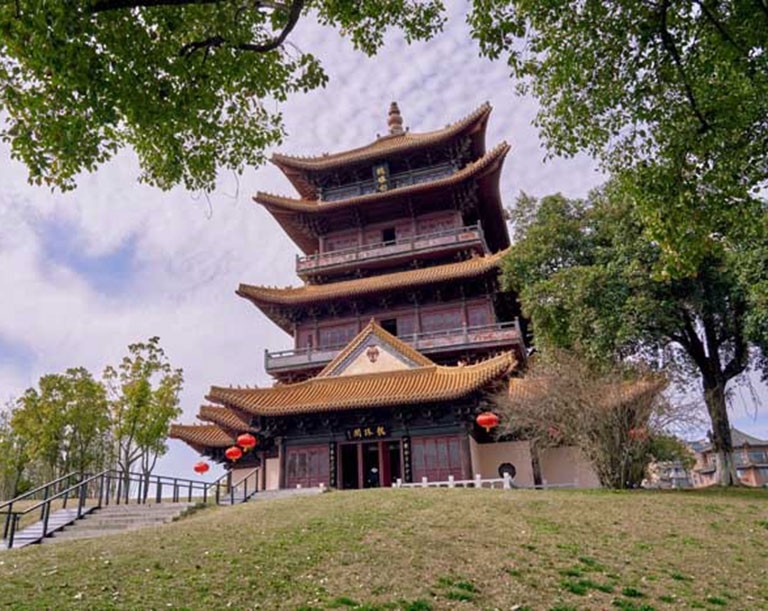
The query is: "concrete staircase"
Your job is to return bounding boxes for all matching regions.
[44,503,195,544]
[2,507,98,549]
[3,489,324,549]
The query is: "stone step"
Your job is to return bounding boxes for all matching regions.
[41,502,195,545]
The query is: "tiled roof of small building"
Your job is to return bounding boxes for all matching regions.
[197,405,257,432]
[508,377,664,407]
[207,351,516,416]
[693,427,768,453]
[256,142,509,212]
[237,249,507,309]
[271,103,491,172]
[169,424,234,448]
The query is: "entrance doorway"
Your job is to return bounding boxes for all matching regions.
[340,444,360,489]
[363,443,380,488]
[338,440,402,489]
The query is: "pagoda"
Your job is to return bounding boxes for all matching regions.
[171,104,592,490]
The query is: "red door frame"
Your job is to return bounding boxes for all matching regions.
[337,439,402,489]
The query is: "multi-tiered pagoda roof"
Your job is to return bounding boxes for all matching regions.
[171,103,527,485]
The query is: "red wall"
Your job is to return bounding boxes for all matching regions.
[294,298,494,349]
[285,445,329,488]
[322,211,461,253]
[411,435,468,482]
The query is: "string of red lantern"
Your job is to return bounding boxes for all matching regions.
[193,461,210,474]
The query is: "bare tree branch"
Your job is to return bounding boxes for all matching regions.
[692,0,748,57]
[658,0,711,133]
[91,0,224,12]
[177,0,304,56]
[234,0,304,52]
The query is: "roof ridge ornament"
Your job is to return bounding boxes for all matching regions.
[388,101,405,136]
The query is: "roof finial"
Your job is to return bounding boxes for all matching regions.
[388,101,404,136]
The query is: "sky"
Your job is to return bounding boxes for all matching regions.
[0,5,765,478]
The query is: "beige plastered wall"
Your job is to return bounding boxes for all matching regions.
[538,446,600,488]
[265,457,281,490]
[468,437,535,487]
[230,466,260,491]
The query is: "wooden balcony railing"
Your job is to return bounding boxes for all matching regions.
[297,224,487,275]
[265,320,522,374]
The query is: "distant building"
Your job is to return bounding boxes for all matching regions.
[170,103,600,490]
[644,460,693,489]
[690,428,768,487]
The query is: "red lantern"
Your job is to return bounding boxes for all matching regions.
[237,433,257,451]
[193,461,210,474]
[476,411,500,433]
[225,446,243,461]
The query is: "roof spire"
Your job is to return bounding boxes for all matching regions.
[388,101,404,136]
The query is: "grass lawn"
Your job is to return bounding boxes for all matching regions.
[1,487,767,609]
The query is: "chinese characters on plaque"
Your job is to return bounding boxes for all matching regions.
[372,163,389,192]
[345,425,389,441]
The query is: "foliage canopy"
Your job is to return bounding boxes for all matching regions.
[0,1,444,191]
[470,0,768,275]
[502,186,767,484]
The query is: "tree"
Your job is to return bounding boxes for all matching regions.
[11,367,110,479]
[0,1,445,192]
[493,350,669,489]
[0,401,28,500]
[502,187,767,485]
[103,337,183,496]
[469,0,767,280]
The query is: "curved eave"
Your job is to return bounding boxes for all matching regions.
[236,251,507,333]
[237,248,505,308]
[271,103,492,187]
[255,142,510,254]
[206,352,516,417]
[258,142,509,213]
[169,424,234,450]
[197,405,258,433]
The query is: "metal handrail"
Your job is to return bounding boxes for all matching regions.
[2,469,110,549]
[205,466,260,505]
[266,320,521,360]
[2,465,265,548]
[1,468,221,549]
[297,224,486,270]
[0,471,80,511]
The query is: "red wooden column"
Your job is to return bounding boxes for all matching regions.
[357,444,364,489]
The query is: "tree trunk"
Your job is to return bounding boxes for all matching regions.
[703,380,738,486]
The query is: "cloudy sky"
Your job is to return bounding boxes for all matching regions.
[0,5,764,477]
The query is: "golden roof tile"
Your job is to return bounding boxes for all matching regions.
[237,249,507,309]
[271,103,491,172]
[256,142,510,212]
[197,405,257,432]
[207,351,517,416]
[169,424,234,448]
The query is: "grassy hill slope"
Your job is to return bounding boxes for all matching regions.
[1,488,767,610]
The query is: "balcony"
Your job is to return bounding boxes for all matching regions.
[321,163,455,202]
[297,224,487,277]
[265,320,523,376]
